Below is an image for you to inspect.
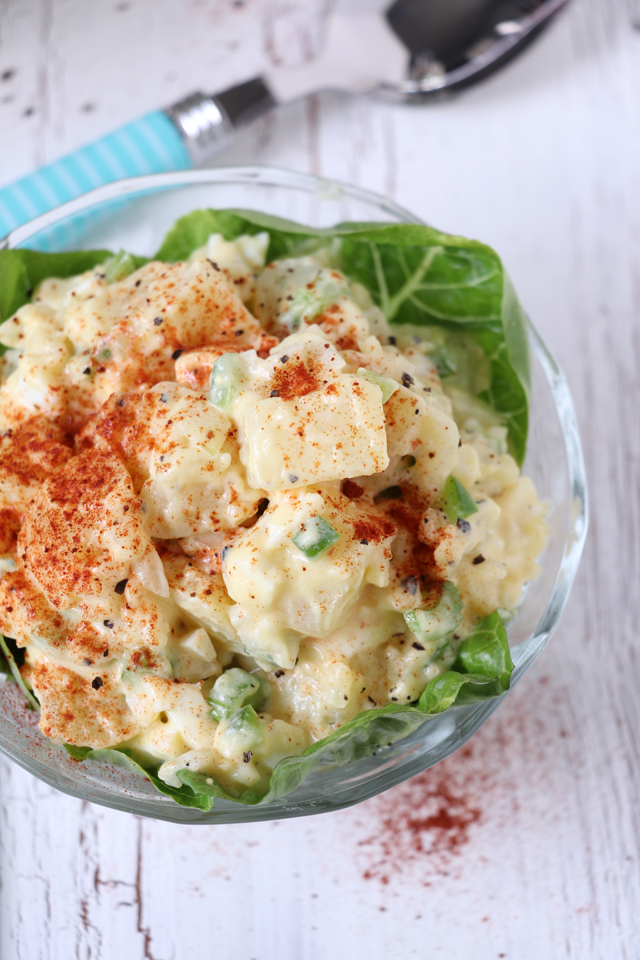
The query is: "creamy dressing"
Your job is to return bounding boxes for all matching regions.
[0,235,548,795]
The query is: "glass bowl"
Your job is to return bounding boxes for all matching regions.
[0,167,588,824]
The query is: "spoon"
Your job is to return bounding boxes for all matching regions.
[0,0,569,238]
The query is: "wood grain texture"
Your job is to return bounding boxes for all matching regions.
[1,0,639,957]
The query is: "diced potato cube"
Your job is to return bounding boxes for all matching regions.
[222,489,396,667]
[239,376,389,490]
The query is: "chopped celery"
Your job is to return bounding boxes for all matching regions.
[209,353,248,410]
[291,516,339,559]
[356,368,399,403]
[279,275,344,331]
[441,475,478,525]
[103,249,137,283]
[404,582,463,645]
[208,667,271,722]
[217,705,264,754]
[496,606,515,625]
[431,638,456,671]
[429,345,457,379]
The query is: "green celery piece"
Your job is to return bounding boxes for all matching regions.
[291,516,339,559]
[217,704,264,754]
[356,368,399,403]
[496,606,515,625]
[103,249,138,283]
[0,634,39,710]
[208,667,270,722]
[454,610,513,690]
[403,582,463,645]
[279,276,345,331]
[429,344,457,379]
[431,638,456,671]
[441,475,478,525]
[209,353,248,410]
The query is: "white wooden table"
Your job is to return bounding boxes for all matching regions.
[1,1,639,957]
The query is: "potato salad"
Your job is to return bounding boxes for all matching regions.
[0,211,548,806]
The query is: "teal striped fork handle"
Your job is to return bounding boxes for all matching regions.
[0,111,193,240]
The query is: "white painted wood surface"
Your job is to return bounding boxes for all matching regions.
[0,1,639,957]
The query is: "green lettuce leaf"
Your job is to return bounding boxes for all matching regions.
[0,248,149,323]
[0,634,39,710]
[64,743,215,810]
[153,210,529,463]
[0,642,11,677]
[333,226,529,465]
[454,610,514,690]
[0,253,29,328]
[418,670,504,712]
[65,611,513,810]
[64,706,430,811]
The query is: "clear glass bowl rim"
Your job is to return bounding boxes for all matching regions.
[0,165,589,823]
